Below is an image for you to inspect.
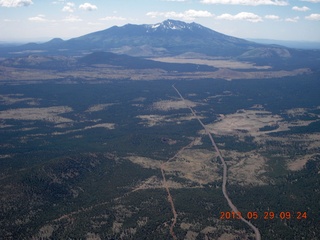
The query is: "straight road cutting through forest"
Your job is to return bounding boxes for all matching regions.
[172,84,261,240]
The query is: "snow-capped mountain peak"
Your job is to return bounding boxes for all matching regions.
[147,19,204,32]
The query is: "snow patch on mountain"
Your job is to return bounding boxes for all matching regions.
[146,19,204,33]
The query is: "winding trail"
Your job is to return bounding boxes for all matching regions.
[172,84,261,240]
[160,167,178,240]
[160,138,195,239]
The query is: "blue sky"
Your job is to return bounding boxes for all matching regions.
[0,0,319,42]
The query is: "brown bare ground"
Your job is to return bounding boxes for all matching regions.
[218,233,241,240]
[131,176,186,191]
[205,109,284,137]
[286,108,308,117]
[132,107,319,187]
[86,233,101,240]
[200,226,216,234]
[85,103,116,112]
[127,148,220,186]
[33,225,55,239]
[0,94,40,106]
[180,223,193,230]
[52,122,115,136]
[205,109,318,139]
[0,64,311,82]
[126,156,162,170]
[136,115,167,127]
[150,57,271,70]
[136,114,202,127]
[0,106,73,123]
[10,122,114,142]
[185,230,199,240]
[152,99,200,111]
[205,107,320,172]
[164,149,220,185]
[84,123,115,130]
[287,153,320,171]
[221,150,268,186]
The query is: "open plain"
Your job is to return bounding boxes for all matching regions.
[0,76,319,239]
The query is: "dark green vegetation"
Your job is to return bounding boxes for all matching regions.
[229,157,320,240]
[0,51,217,73]
[0,75,320,239]
[79,52,217,72]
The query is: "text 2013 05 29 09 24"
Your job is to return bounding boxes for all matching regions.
[219,211,307,220]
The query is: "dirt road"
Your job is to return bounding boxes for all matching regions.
[160,139,195,239]
[160,167,178,240]
[172,84,261,240]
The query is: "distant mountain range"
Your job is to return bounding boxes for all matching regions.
[1,19,257,57]
[1,19,319,70]
[247,39,320,50]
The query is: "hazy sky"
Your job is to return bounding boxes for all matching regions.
[0,0,319,42]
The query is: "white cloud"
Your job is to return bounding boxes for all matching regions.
[292,6,310,11]
[216,12,263,22]
[0,0,33,7]
[147,11,183,19]
[146,9,213,20]
[285,16,299,22]
[28,14,47,22]
[62,2,75,12]
[100,16,127,21]
[52,0,66,4]
[201,0,288,6]
[79,2,97,11]
[305,13,320,20]
[185,9,213,17]
[265,15,280,20]
[63,15,82,22]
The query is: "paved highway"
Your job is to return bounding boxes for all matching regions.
[172,84,261,240]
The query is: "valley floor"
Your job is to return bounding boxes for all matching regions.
[0,77,319,239]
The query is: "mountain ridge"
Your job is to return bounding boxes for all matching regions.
[69,19,259,57]
[0,19,319,71]
[0,19,261,58]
